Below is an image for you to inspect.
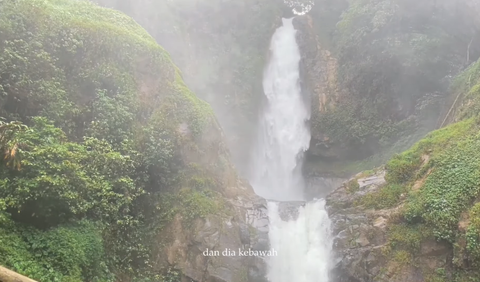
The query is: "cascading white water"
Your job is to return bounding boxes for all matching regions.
[267,200,331,282]
[248,18,332,282]
[249,17,310,202]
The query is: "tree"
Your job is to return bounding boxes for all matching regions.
[0,118,27,170]
[284,0,314,14]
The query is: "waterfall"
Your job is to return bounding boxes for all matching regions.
[248,18,332,282]
[249,17,310,202]
[267,201,331,282]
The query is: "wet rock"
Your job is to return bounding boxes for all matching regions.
[305,176,346,200]
[239,223,251,246]
[277,201,305,221]
[245,199,269,233]
[208,267,233,282]
[252,232,270,252]
[326,169,453,282]
[157,182,271,282]
[357,173,386,189]
[248,257,269,282]
[373,217,387,229]
[355,235,370,247]
[326,170,390,282]
[420,240,449,257]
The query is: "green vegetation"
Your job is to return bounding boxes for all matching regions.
[357,183,407,209]
[450,60,480,122]
[0,118,143,226]
[310,0,471,163]
[101,0,285,172]
[387,224,431,252]
[5,0,480,281]
[466,203,480,266]
[356,73,480,279]
[346,179,360,193]
[0,0,233,280]
[403,133,480,241]
[176,188,227,225]
[0,216,110,282]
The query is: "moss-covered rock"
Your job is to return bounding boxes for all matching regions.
[0,0,265,281]
[92,0,285,176]
[327,56,480,280]
[297,0,480,177]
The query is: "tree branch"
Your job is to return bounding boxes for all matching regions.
[467,36,474,65]
[0,265,37,282]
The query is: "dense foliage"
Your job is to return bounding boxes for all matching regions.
[0,0,232,281]
[309,0,479,163]
[450,59,480,122]
[355,60,480,280]
[93,0,285,174]
[0,216,110,282]
[1,118,142,226]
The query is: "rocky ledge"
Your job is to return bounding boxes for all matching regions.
[159,181,271,282]
[325,170,450,282]
[326,171,390,282]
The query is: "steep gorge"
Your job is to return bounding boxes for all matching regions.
[308,1,480,281]
[3,0,480,281]
[91,0,480,181]
[92,0,287,177]
[296,0,480,177]
[0,1,269,281]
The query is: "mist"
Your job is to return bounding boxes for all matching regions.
[90,0,480,180]
[3,0,480,281]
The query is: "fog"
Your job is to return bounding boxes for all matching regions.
[3,0,480,281]
[67,0,479,188]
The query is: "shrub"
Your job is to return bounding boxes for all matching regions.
[0,117,142,226]
[358,183,407,209]
[0,214,112,282]
[403,134,480,242]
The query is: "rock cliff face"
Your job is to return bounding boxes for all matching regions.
[312,3,480,281]
[326,171,451,282]
[92,0,284,176]
[326,171,396,282]
[293,16,344,161]
[0,1,276,281]
[81,2,283,280]
[325,94,480,281]
[158,182,270,282]
[294,0,480,177]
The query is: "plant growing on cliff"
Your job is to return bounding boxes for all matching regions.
[403,130,480,242]
[357,183,407,209]
[310,0,468,167]
[161,267,181,282]
[0,0,232,280]
[178,188,224,224]
[377,112,480,279]
[0,119,27,170]
[0,117,142,226]
[346,179,360,193]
